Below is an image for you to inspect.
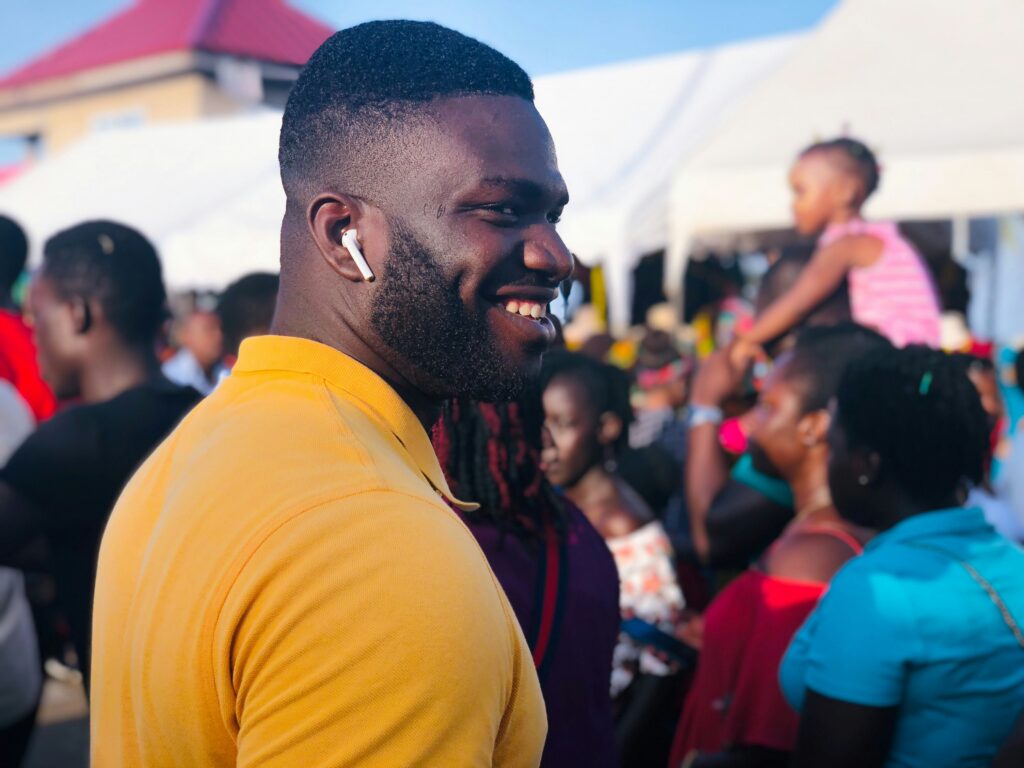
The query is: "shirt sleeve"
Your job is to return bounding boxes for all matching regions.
[0,406,101,529]
[781,559,919,709]
[217,492,545,768]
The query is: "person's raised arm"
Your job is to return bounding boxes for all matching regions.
[686,348,750,563]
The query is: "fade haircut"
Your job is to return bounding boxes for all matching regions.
[42,220,167,346]
[278,20,534,201]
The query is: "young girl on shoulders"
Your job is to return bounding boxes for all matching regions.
[737,137,941,357]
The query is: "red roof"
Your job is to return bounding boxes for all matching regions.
[0,164,25,185]
[0,0,334,90]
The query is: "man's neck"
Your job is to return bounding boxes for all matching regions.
[79,344,160,404]
[271,307,440,431]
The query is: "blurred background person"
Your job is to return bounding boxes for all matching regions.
[162,305,223,396]
[685,246,853,569]
[215,272,279,374]
[540,350,689,767]
[782,345,1024,768]
[432,397,620,768]
[954,352,1023,542]
[670,324,887,768]
[0,221,199,686]
[998,347,1024,540]
[629,328,694,553]
[0,215,55,425]
[736,137,941,355]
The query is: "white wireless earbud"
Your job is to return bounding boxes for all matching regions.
[341,228,375,283]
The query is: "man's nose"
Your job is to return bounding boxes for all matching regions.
[524,228,573,284]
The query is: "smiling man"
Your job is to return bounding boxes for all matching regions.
[90,20,572,768]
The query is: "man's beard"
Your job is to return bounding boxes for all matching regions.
[370,223,531,402]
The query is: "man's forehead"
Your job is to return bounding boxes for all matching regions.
[419,95,565,195]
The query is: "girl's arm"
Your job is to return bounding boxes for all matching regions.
[743,239,859,345]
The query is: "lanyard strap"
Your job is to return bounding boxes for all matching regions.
[911,542,1024,649]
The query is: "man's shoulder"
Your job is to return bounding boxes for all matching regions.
[222,490,510,639]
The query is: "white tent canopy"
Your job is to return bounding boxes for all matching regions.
[0,35,800,328]
[536,34,800,331]
[0,111,285,289]
[667,0,1024,296]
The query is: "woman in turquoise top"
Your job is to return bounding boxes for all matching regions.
[780,345,1024,768]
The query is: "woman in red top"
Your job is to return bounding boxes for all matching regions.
[669,324,887,768]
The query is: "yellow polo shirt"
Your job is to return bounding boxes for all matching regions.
[91,336,546,767]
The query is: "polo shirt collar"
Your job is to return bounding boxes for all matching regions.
[234,335,478,512]
[869,506,991,550]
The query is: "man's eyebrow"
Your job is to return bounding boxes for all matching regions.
[479,177,570,206]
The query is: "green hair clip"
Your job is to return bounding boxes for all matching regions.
[918,371,934,396]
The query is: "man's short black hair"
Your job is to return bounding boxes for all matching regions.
[217,272,279,357]
[0,215,28,290]
[279,20,534,199]
[43,221,167,346]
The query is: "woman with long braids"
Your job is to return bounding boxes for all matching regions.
[432,397,620,768]
[781,345,1024,767]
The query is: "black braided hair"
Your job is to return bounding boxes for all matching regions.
[432,396,567,540]
[835,345,990,509]
[802,136,881,202]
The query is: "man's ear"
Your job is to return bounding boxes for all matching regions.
[70,297,98,335]
[307,194,378,284]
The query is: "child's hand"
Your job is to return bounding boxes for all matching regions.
[729,337,762,371]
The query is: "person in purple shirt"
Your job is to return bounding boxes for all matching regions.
[433,396,620,768]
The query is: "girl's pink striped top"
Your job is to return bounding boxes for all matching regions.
[820,219,941,348]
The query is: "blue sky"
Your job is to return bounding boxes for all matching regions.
[2,0,839,78]
[0,1,838,164]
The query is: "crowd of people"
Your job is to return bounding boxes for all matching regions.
[0,18,1020,768]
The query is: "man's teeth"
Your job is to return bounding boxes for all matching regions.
[503,300,546,319]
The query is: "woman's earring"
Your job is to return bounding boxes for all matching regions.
[603,445,618,473]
